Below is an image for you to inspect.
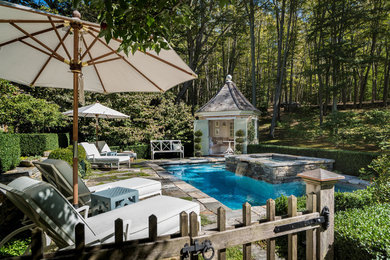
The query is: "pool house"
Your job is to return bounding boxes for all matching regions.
[194,76,261,155]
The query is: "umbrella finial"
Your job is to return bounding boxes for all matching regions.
[73,10,81,19]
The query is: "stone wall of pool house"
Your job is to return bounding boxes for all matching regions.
[226,153,335,183]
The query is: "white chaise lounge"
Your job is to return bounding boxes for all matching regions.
[0,177,200,248]
[81,142,130,169]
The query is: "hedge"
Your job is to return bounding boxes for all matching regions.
[57,133,70,148]
[123,144,149,159]
[334,189,374,212]
[19,133,59,156]
[335,204,390,259]
[0,133,20,173]
[247,144,378,176]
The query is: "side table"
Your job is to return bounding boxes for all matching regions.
[91,186,139,215]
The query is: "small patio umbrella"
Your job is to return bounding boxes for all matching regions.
[0,1,197,205]
[63,103,129,146]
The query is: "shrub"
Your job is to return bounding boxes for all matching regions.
[334,204,390,259]
[235,130,245,154]
[194,130,203,156]
[0,133,20,173]
[123,144,149,159]
[19,133,59,156]
[247,144,378,176]
[360,140,390,203]
[274,195,306,216]
[334,189,374,212]
[48,145,91,177]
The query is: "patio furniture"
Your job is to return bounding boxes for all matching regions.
[34,159,161,206]
[90,187,139,215]
[80,142,130,169]
[150,140,184,160]
[97,141,137,160]
[0,177,200,248]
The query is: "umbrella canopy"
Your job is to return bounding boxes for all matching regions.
[0,1,197,205]
[63,103,129,145]
[63,103,129,119]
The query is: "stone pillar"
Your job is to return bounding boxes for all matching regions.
[298,169,344,260]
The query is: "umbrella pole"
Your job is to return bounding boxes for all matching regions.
[71,17,81,207]
[95,115,99,148]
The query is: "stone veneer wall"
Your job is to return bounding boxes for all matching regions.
[226,153,334,184]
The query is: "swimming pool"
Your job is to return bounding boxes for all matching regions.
[163,163,361,210]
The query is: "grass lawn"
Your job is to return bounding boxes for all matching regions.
[258,107,390,152]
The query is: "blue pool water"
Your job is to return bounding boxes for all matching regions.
[163,163,361,210]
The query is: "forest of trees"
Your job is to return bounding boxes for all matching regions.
[4,0,390,140]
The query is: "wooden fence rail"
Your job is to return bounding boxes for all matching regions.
[8,168,340,260]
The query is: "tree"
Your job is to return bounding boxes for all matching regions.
[0,81,66,133]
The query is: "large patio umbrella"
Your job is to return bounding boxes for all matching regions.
[0,1,197,205]
[63,103,130,146]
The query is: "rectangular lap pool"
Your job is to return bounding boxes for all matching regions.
[164,163,361,210]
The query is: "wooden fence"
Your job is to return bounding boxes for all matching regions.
[10,169,339,260]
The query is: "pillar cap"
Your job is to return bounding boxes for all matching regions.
[298,168,344,182]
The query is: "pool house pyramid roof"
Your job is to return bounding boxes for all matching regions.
[196,75,260,115]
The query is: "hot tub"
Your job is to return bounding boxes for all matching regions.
[225,153,335,183]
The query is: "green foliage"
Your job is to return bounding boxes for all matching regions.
[334,189,374,212]
[85,0,191,54]
[334,204,390,259]
[0,133,20,173]
[235,137,244,144]
[360,141,390,203]
[123,144,149,159]
[247,144,378,176]
[235,129,245,154]
[194,143,202,150]
[48,145,91,177]
[57,133,70,148]
[235,129,245,137]
[18,134,59,156]
[0,238,30,257]
[247,121,255,144]
[194,130,203,156]
[79,92,194,148]
[194,130,203,137]
[0,81,65,133]
[274,195,306,216]
[322,112,359,147]
[194,137,201,143]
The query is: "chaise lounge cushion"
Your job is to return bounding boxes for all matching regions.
[35,159,162,204]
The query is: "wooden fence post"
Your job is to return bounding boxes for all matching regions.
[217,207,226,260]
[115,218,124,243]
[189,211,199,260]
[180,211,189,237]
[288,196,298,260]
[306,193,317,260]
[31,228,43,260]
[298,169,344,260]
[266,199,275,260]
[149,214,158,242]
[243,202,251,260]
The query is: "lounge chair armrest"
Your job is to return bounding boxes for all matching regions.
[76,205,90,219]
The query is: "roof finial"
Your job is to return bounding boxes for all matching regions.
[226,74,232,82]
